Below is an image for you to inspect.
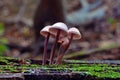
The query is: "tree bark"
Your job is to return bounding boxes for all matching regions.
[33,0,65,57]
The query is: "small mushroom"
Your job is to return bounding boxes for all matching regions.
[56,37,69,64]
[49,22,68,64]
[40,25,55,65]
[64,27,81,53]
[56,27,81,65]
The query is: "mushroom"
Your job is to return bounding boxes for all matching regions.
[40,25,55,65]
[64,27,81,53]
[49,22,68,64]
[56,27,81,65]
[56,37,69,64]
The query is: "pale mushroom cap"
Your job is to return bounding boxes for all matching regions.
[40,25,55,38]
[68,27,81,40]
[49,22,68,37]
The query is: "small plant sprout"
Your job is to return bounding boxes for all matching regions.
[49,22,68,64]
[56,37,69,64]
[40,25,55,65]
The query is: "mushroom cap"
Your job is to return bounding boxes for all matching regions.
[68,27,81,40]
[40,25,55,38]
[49,22,68,37]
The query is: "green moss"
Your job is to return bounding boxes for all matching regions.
[39,64,120,78]
[0,57,120,79]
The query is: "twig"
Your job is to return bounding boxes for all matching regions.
[64,41,120,59]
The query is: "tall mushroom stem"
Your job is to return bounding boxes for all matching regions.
[49,30,61,65]
[42,33,50,65]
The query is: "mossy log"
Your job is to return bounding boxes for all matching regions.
[0,57,120,80]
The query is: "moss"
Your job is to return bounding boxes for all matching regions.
[33,63,120,78]
[0,57,120,79]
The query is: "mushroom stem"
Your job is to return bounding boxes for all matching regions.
[56,34,73,64]
[49,30,61,65]
[64,34,73,53]
[56,53,64,64]
[42,33,50,65]
[56,44,65,64]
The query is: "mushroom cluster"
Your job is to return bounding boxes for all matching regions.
[40,22,81,65]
